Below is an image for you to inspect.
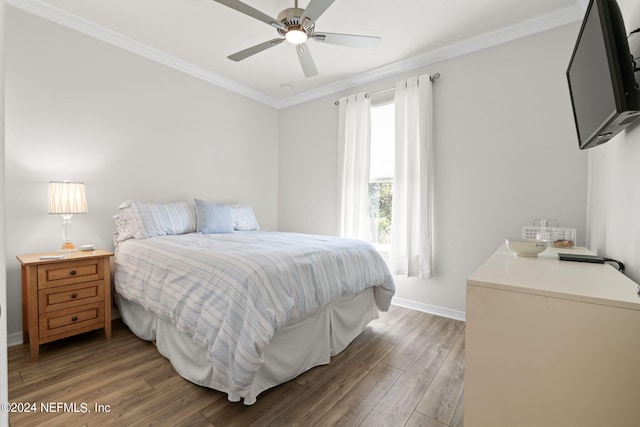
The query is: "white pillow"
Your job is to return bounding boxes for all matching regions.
[120,201,197,239]
[230,205,260,231]
[113,212,135,245]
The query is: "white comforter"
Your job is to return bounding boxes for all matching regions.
[114,231,395,399]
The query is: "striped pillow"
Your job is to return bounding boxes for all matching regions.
[121,201,197,239]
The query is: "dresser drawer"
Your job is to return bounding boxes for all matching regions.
[38,281,104,313]
[37,258,104,289]
[38,302,104,339]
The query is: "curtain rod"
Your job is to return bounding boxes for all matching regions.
[334,73,440,105]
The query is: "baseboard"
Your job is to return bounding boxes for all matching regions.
[391,297,466,322]
[8,332,23,347]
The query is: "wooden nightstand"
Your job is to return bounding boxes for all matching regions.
[17,249,114,361]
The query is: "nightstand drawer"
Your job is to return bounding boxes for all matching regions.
[37,258,104,289]
[39,302,104,339]
[38,281,104,313]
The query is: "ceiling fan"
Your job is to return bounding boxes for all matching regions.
[213,0,381,77]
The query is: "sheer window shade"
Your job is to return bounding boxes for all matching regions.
[337,93,371,240]
[390,74,434,278]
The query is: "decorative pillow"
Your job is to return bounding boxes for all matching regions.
[120,201,197,239]
[113,212,135,245]
[194,199,235,234]
[230,205,260,231]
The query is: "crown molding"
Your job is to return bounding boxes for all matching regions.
[275,4,584,108]
[8,0,584,110]
[6,0,282,108]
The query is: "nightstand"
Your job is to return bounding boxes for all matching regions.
[17,249,114,361]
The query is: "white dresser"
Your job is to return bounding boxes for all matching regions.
[465,244,640,427]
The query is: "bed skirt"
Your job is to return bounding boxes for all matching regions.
[116,287,379,404]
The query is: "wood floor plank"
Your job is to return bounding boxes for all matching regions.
[8,309,466,427]
[14,334,154,387]
[415,326,466,425]
[8,368,22,388]
[293,323,392,390]
[373,304,415,327]
[405,412,449,427]
[380,314,443,370]
[172,412,215,427]
[270,339,395,426]
[86,377,207,426]
[450,391,465,427]
[9,344,161,402]
[127,385,215,427]
[377,308,426,345]
[429,317,465,350]
[359,343,450,427]
[310,361,403,426]
[201,380,310,427]
[9,380,153,427]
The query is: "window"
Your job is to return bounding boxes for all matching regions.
[367,102,395,247]
[338,75,433,277]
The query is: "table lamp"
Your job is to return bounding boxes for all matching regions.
[48,181,88,253]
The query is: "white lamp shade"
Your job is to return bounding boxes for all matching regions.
[48,181,88,214]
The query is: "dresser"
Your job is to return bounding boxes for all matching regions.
[465,244,640,427]
[17,249,114,361]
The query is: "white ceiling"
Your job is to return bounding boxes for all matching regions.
[9,0,586,108]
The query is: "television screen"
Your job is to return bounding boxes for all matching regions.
[566,0,640,149]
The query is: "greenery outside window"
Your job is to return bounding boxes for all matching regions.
[367,102,394,250]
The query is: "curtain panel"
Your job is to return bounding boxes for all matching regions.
[337,93,371,240]
[390,74,434,278]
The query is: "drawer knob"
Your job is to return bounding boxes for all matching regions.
[71,293,78,299]
[70,270,77,276]
[71,316,78,322]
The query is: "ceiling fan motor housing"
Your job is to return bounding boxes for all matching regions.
[277,7,314,38]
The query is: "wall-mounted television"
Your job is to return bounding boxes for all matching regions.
[567,0,640,150]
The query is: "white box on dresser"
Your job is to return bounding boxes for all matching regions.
[465,244,640,427]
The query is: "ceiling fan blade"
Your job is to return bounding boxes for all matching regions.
[213,0,285,30]
[296,43,318,78]
[228,38,284,62]
[313,32,381,48]
[300,0,336,25]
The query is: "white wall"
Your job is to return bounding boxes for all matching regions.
[587,1,640,284]
[279,24,589,317]
[4,4,595,335]
[4,7,279,339]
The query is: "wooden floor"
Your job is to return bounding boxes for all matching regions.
[8,306,465,427]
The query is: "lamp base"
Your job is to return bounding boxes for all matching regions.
[60,241,77,254]
[61,241,76,250]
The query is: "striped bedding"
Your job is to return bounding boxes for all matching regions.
[114,231,395,399]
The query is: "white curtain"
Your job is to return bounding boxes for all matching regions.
[337,93,371,240]
[390,74,434,278]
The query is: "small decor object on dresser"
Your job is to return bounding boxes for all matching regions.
[17,249,114,361]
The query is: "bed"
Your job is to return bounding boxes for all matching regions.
[112,200,395,404]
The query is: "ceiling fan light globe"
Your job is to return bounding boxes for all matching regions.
[285,28,308,44]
